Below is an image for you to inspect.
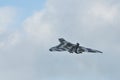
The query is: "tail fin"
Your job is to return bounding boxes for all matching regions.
[58,38,66,44]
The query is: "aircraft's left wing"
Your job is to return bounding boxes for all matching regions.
[49,38,75,52]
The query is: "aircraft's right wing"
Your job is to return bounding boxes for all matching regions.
[80,46,103,53]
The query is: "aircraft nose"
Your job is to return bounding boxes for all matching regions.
[49,49,52,51]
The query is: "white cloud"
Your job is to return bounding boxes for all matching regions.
[0,32,21,49]
[0,27,6,35]
[0,42,5,48]
[1,0,120,80]
[26,0,120,80]
[23,10,54,45]
[0,6,18,48]
[90,4,117,20]
[85,2,118,24]
[20,0,120,80]
[7,32,21,46]
[0,6,16,33]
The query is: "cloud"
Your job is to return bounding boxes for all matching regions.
[1,0,120,80]
[20,0,120,80]
[0,6,16,32]
[0,6,20,49]
[83,3,118,26]
[22,0,120,80]
[23,10,55,45]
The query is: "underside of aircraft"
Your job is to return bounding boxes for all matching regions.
[49,38,103,54]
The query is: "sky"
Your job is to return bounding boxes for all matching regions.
[0,0,120,80]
